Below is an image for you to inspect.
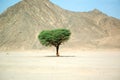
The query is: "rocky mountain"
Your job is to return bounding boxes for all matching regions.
[0,0,120,50]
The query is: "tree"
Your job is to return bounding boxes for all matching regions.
[38,29,71,57]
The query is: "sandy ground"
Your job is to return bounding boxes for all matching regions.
[0,50,120,80]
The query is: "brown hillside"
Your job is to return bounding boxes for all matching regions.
[0,0,120,50]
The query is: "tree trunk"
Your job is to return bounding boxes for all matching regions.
[56,45,60,57]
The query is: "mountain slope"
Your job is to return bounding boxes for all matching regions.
[0,0,120,50]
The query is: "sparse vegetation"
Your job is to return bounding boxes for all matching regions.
[38,29,71,57]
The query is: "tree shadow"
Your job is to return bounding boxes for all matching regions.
[44,55,76,57]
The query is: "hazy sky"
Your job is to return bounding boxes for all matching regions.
[0,0,120,19]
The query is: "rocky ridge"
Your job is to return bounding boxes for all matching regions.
[0,0,120,50]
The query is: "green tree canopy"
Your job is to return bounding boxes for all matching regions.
[38,29,71,56]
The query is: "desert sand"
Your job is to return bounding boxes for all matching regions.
[0,0,120,80]
[0,49,120,80]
